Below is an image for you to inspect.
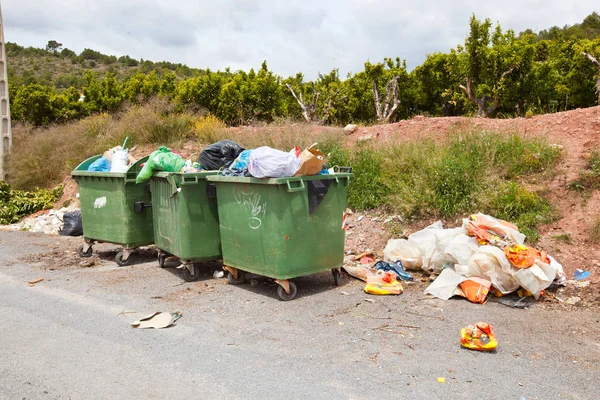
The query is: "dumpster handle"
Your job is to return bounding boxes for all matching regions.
[180,175,199,185]
[286,180,305,192]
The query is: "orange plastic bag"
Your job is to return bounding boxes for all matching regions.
[460,322,498,351]
[458,278,491,304]
[504,244,551,269]
[466,214,520,245]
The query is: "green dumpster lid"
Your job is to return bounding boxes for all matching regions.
[207,173,353,185]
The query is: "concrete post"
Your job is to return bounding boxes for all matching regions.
[0,1,12,181]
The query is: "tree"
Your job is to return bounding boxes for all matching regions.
[11,84,54,125]
[365,58,407,123]
[582,51,600,102]
[458,15,519,117]
[45,40,62,53]
[284,69,344,124]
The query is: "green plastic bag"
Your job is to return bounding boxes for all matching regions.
[136,146,186,183]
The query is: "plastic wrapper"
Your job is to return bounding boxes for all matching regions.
[198,140,244,170]
[458,277,491,304]
[364,270,403,295]
[460,322,498,351]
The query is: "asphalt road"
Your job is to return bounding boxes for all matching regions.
[1,230,598,399]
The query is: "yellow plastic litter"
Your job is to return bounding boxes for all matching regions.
[460,322,498,351]
[364,271,403,295]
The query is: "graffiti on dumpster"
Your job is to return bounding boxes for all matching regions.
[233,188,267,230]
[94,197,107,209]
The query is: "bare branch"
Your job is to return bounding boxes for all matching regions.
[583,52,600,70]
[372,80,382,120]
[285,83,311,123]
[372,76,401,122]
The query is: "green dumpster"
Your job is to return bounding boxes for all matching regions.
[207,173,352,300]
[72,155,154,266]
[149,171,222,282]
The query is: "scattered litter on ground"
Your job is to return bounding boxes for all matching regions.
[353,251,374,261]
[565,296,582,306]
[460,322,498,351]
[437,377,446,383]
[373,260,414,281]
[131,310,183,329]
[567,280,591,289]
[382,214,566,304]
[8,203,80,235]
[117,310,136,316]
[574,269,591,281]
[213,270,225,278]
[27,277,44,286]
[360,256,374,264]
[498,297,531,309]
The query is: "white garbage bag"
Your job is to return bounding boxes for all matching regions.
[513,262,554,299]
[407,221,453,274]
[444,233,480,266]
[465,246,520,294]
[383,239,422,270]
[247,147,302,178]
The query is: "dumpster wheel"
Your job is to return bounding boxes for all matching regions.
[226,269,246,285]
[77,244,93,258]
[158,253,167,268]
[115,251,132,267]
[332,269,341,286]
[276,281,297,301]
[181,263,201,282]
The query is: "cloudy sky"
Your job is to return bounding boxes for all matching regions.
[2,0,597,78]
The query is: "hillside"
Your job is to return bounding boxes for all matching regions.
[6,42,200,89]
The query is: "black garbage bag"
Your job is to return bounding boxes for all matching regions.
[198,140,245,170]
[59,210,83,236]
[307,180,332,213]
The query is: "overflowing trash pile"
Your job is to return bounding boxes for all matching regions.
[379,213,566,303]
[134,140,329,182]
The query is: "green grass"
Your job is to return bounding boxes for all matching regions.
[323,130,562,242]
[569,150,600,192]
[552,233,574,244]
[7,111,562,241]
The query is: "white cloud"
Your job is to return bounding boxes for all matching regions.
[2,0,597,78]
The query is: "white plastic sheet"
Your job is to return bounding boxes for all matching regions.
[423,267,466,300]
[247,147,302,178]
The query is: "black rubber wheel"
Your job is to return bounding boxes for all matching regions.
[227,270,246,285]
[332,269,341,286]
[77,245,92,258]
[115,251,131,267]
[158,254,167,268]
[182,264,201,282]
[277,281,298,301]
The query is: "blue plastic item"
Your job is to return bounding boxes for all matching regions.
[230,149,253,171]
[374,260,414,281]
[574,269,591,280]
[87,156,111,172]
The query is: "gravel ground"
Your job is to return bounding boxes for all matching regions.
[1,230,598,400]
